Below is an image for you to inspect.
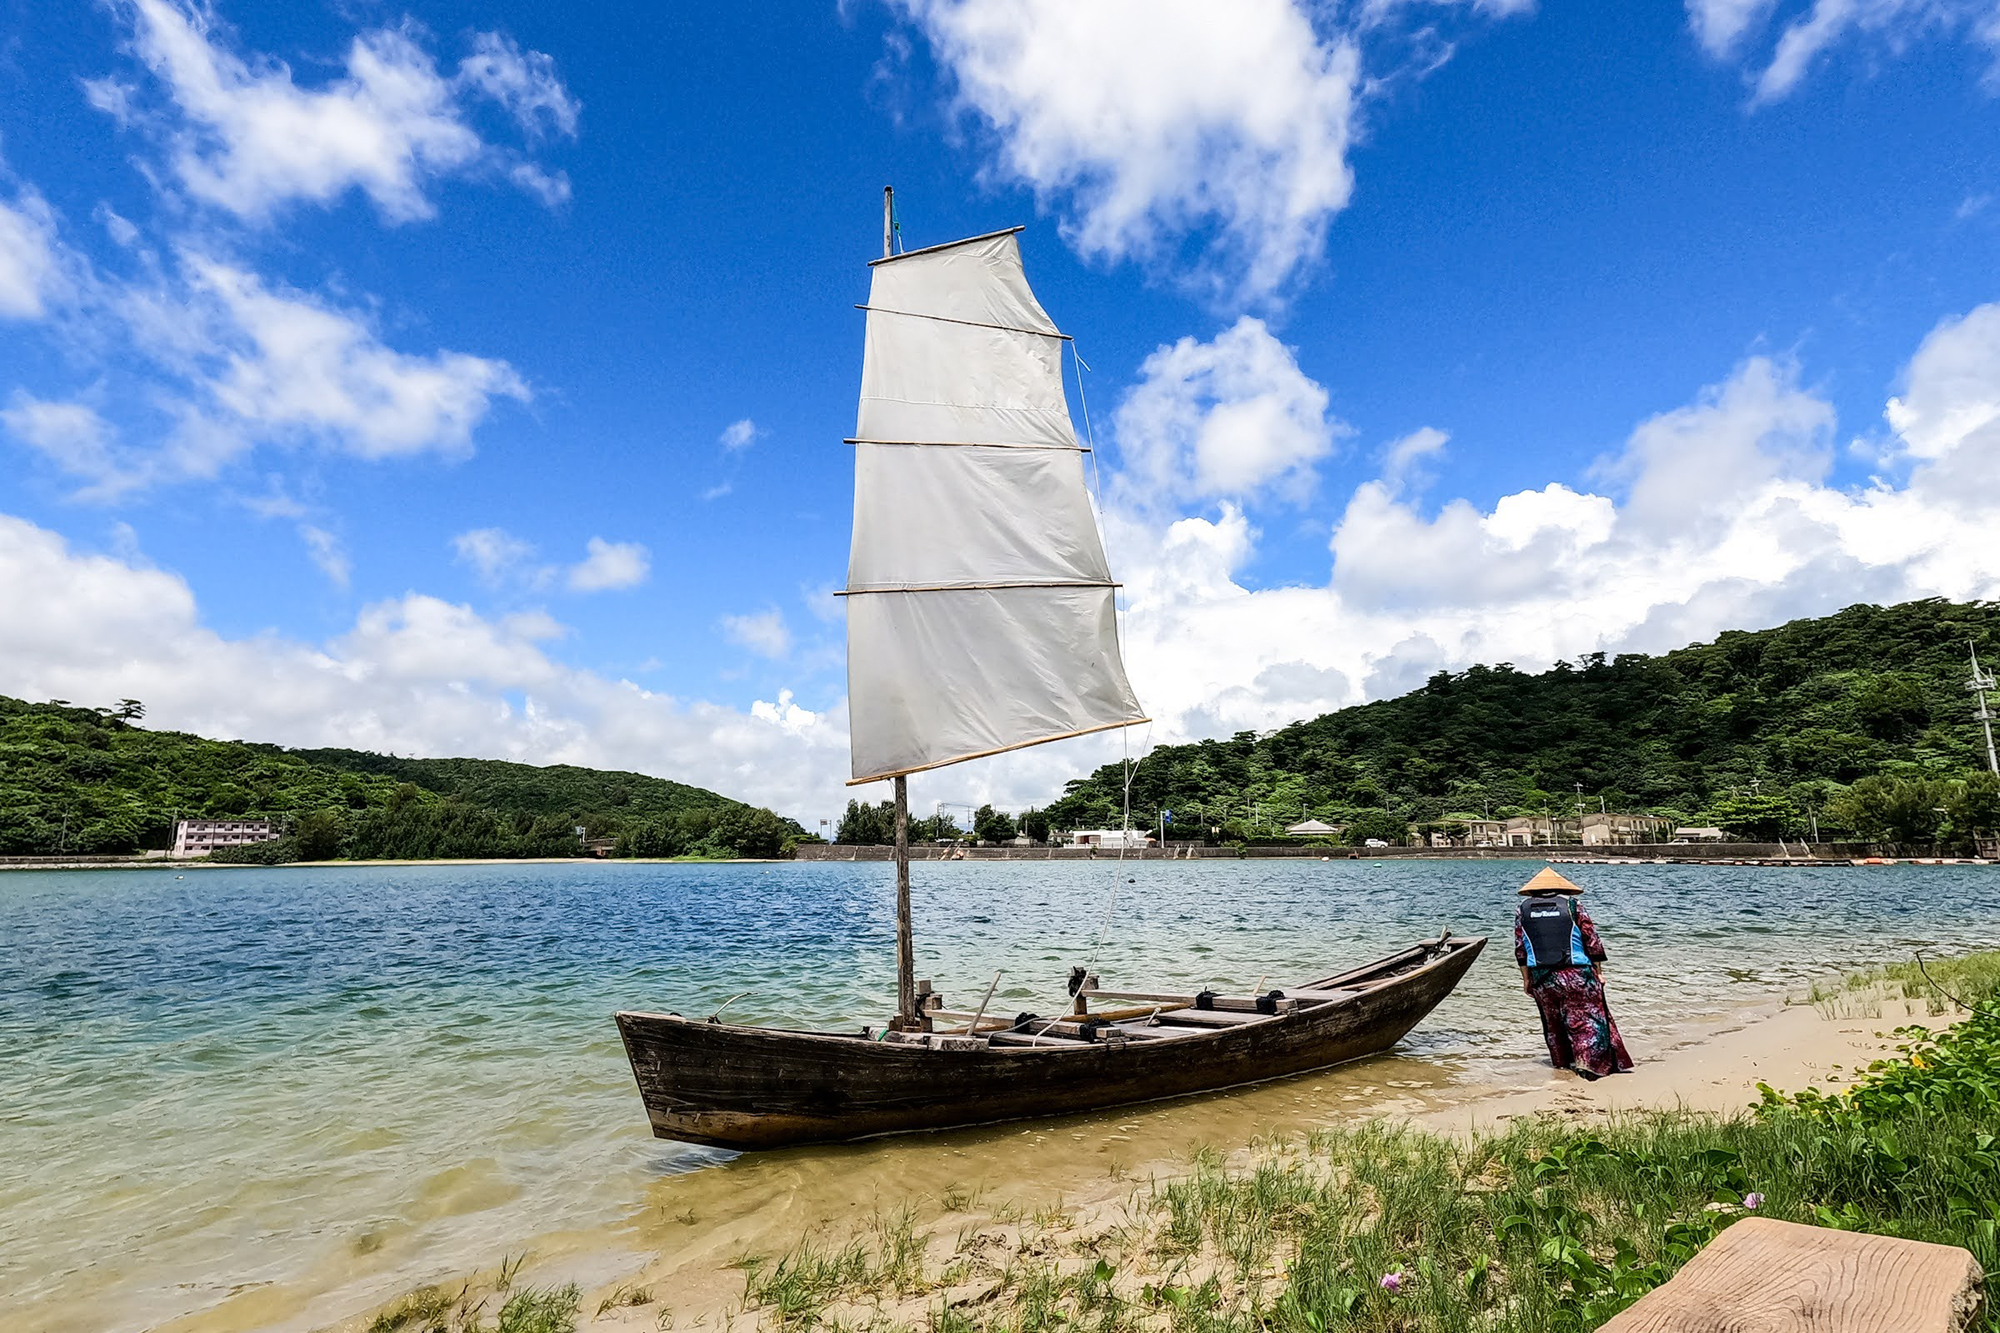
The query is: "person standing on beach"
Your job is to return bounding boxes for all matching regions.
[1514,866,1633,1079]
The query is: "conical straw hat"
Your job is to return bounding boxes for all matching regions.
[1518,866,1583,895]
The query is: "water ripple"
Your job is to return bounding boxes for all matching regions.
[2,859,1997,1332]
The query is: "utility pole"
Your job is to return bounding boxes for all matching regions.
[1968,640,2000,775]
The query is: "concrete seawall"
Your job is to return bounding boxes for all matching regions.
[792,841,1881,862]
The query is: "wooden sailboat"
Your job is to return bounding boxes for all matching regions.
[615,192,1486,1152]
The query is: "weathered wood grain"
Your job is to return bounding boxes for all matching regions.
[616,935,1485,1149]
[1600,1217,1984,1333]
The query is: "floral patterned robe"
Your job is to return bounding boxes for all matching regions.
[1515,898,1634,1078]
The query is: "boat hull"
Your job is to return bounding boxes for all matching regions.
[616,934,1485,1150]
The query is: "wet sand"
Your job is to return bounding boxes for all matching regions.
[305,992,1942,1333]
[1419,991,1935,1131]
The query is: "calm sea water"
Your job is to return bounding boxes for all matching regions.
[3,859,1997,1332]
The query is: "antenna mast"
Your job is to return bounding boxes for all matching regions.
[1968,640,1999,775]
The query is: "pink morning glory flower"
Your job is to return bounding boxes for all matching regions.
[1380,1272,1403,1293]
[1744,1192,1764,1209]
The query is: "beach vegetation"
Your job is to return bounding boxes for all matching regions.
[493,1283,581,1333]
[733,963,2000,1332]
[364,1279,579,1333]
[1810,948,2000,1016]
[596,1284,655,1315]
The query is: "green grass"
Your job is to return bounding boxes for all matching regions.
[735,1208,929,1327]
[735,961,2000,1333]
[1811,948,2000,1016]
[493,1284,581,1333]
[364,1280,578,1333]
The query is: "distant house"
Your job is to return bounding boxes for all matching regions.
[173,819,281,858]
[1461,813,1669,847]
[1673,826,1728,841]
[1581,813,1673,845]
[1284,818,1342,837]
[1462,818,1509,846]
[1066,829,1156,849]
[1500,816,1570,846]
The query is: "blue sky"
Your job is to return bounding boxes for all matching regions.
[4,0,2000,823]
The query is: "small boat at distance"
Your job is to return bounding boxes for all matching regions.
[615,191,1485,1151]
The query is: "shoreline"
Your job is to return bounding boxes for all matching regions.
[311,987,1944,1333]
[7,852,1994,873]
[0,855,792,871]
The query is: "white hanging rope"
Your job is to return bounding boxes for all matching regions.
[1072,340,1152,978]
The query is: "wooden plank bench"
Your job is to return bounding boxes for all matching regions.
[1155,1007,1280,1028]
[1082,987,1301,1014]
[1599,1218,1984,1332]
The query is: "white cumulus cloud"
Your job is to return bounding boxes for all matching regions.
[1,395,122,487]
[894,0,1360,304]
[451,527,539,586]
[1686,0,2000,103]
[298,524,349,587]
[719,418,758,450]
[4,245,529,496]
[9,302,2000,822]
[1086,313,2000,766]
[101,0,576,223]
[1686,0,1777,56]
[0,512,846,816]
[567,537,651,592]
[185,255,528,462]
[0,190,62,319]
[1113,316,1344,505]
[722,607,792,659]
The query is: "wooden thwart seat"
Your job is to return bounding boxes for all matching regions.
[1598,1218,1984,1332]
[1154,1007,1278,1028]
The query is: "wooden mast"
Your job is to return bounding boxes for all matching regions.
[884,184,917,1030]
[894,775,914,1025]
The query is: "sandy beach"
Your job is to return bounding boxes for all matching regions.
[310,988,1945,1333]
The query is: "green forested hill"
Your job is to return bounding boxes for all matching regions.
[0,698,795,858]
[286,749,738,820]
[1044,598,2000,842]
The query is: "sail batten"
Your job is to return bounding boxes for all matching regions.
[854,305,1075,341]
[846,228,1145,784]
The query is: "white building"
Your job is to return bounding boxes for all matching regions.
[1066,829,1156,850]
[173,819,282,858]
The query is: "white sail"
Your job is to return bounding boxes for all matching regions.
[846,228,1146,784]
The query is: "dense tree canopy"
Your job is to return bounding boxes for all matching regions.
[1043,598,2000,843]
[0,697,799,859]
[836,799,965,845]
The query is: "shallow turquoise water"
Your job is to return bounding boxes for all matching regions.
[2,858,1996,1331]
